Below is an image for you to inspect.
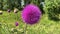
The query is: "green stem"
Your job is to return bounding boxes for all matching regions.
[24,24,27,34]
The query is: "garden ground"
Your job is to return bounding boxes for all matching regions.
[0,11,60,34]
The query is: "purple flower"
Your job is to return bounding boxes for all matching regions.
[7,9,11,13]
[22,4,41,25]
[15,22,19,26]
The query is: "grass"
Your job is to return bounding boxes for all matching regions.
[0,11,60,34]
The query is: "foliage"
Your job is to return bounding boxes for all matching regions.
[44,0,60,21]
[2,0,13,10]
[0,0,21,10]
[0,0,45,11]
[0,0,3,10]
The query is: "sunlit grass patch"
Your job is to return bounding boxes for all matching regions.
[0,11,60,34]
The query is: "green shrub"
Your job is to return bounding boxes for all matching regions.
[0,0,3,10]
[2,0,12,10]
[2,0,21,10]
[44,0,60,21]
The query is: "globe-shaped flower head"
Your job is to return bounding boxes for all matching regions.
[22,4,41,25]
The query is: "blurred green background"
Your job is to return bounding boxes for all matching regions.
[0,0,60,34]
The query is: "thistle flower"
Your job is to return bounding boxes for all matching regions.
[22,4,41,25]
[7,9,11,13]
[15,22,19,26]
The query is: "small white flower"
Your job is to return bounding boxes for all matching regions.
[0,11,2,14]
[11,28,14,31]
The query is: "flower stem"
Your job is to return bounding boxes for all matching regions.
[24,24,27,34]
